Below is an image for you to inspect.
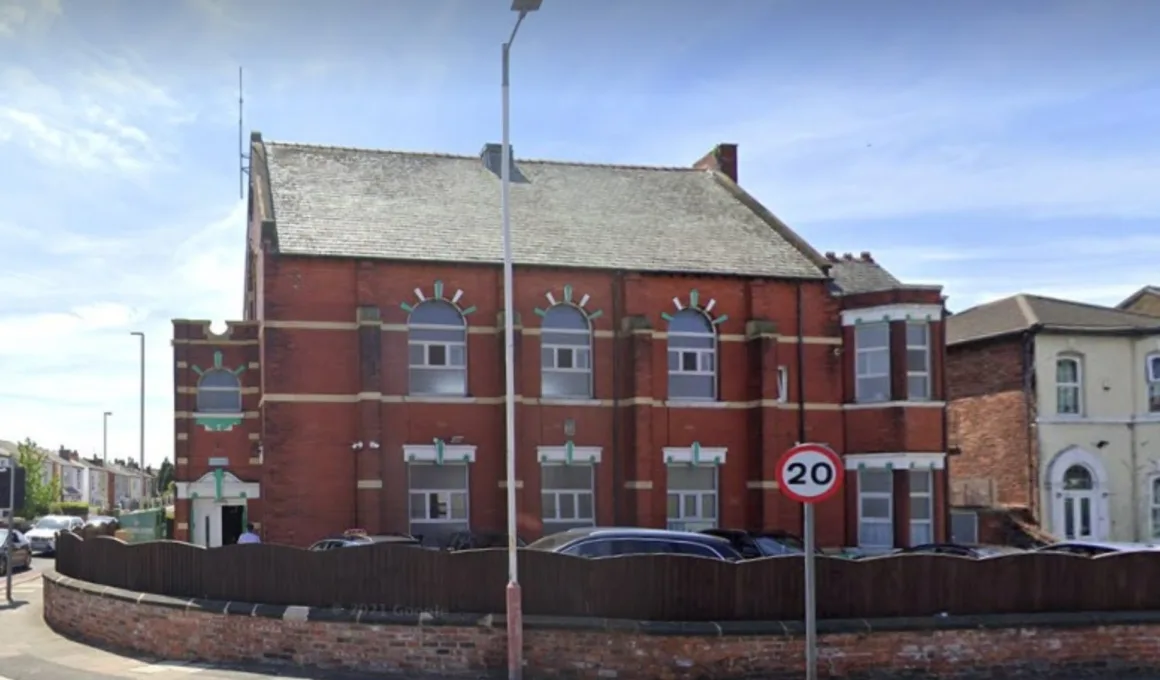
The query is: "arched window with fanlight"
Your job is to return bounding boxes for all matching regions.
[540,304,592,399]
[667,309,717,401]
[408,300,467,396]
[197,370,242,413]
[1056,354,1083,415]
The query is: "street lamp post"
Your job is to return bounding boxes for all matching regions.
[501,2,541,679]
[130,332,145,469]
[102,411,113,463]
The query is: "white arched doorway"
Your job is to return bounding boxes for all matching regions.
[1046,447,1108,541]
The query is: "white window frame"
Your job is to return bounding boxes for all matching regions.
[196,369,242,414]
[540,464,596,530]
[905,322,930,401]
[406,464,470,523]
[777,365,789,403]
[1147,353,1160,414]
[407,301,468,397]
[854,322,891,403]
[908,469,933,546]
[1056,355,1083,416]
[667,310,718,402]
[664,455,722,532]
[857,468,894,548]
[540,305,593,399]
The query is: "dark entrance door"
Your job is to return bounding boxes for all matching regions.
[221,505,245,545]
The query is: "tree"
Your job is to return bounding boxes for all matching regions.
[156,458,174,497]
[16,438,62,518]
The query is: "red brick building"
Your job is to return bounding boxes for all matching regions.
[172,133,950,550]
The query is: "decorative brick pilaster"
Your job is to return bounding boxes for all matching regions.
[356,305,383,534]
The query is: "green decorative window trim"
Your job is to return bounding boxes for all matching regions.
[537,440,597,465]
[664,441,722,466]
[405,438,471,466]
[533,285,603,320]
[660,289,728,326]
[400,280,476,316]
[194,414,243,432]
[191,351,247,377]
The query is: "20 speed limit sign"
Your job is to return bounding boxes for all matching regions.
[776,443,843,504]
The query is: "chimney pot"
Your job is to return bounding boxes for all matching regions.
[692,143,739,184]
[860,251,873,262]
[824,251,837,262]
[842,253,854,261]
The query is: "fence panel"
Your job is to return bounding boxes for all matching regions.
[53,536,1160,621]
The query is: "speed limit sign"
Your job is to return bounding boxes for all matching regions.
[776,443,843,504]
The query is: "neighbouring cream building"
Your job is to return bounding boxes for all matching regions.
[947,294,1160,544]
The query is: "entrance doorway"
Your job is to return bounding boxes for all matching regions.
[1061,465,1095,540]
[221,505,245,545]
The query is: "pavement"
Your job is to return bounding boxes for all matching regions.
[0,556,444,680]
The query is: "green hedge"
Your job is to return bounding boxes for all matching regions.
[48,502,90,518]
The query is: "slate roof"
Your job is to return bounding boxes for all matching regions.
[1118,285,1160,311]
[255,139,828,279]
[824,252,906,295]
[947,293,1160,346]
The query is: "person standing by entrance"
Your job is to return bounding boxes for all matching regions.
[237,523,261,544]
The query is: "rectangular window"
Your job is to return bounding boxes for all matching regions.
[777,366,789,403]
[541,464,595,534]
[905,322,930,400]
[407,463,469,543]
[908,469,933,546]
[667,337,717,401]
[857,468,893,548]
[666,465,717,531]
[1147,354,1160,414]
[950,510,979,545]
[541,343,593,399]
[408,340,467,396]
[1056,357,1082,415]
[854,323,890,403]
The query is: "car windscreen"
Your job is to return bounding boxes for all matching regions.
[34,517,70,530]
[754,535,804,554]
[526,531,587,551]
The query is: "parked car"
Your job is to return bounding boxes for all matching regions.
[699,528,816,558]
[526,527,744,560]
[1035,541,1160,556]
[308,530,423,551]
[25,515,84,555]
[0,529,33,575]
[446,531,527,551]
[894,543,984,558]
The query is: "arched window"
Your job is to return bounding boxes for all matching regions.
[540,305,592,399]
[408,300,467,396]
[667,309,716,401]
[1063,465,1093,491]
[196,370,242,413]
[1056,355,1082,415]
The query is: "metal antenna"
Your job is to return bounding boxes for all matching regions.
[238,66,250,199]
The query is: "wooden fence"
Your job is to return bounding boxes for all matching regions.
[55,533,1160,621]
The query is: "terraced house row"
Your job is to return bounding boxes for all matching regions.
[171,134,950,550]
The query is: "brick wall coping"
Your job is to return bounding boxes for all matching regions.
[44,570,1160,637]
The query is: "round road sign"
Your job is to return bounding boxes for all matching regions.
[776,443,843,504]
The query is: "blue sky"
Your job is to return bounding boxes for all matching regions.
[0,0,1157,465]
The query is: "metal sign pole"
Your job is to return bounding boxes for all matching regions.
[5,459,14,602]
[803,501,817,680]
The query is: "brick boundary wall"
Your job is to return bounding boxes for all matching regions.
[41,571,1160,679]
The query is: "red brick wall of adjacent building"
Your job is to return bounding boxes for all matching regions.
[946,335,1036,518]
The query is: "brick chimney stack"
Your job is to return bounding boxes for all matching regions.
[693,143,739,184]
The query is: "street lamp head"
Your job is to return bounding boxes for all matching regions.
[130,331,144,337]
[511,0,541,12]
[104,411,113,417]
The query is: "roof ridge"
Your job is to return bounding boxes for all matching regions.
[1014,294,1039,325]
[264,139,698,173]
[1022,292,1160,321]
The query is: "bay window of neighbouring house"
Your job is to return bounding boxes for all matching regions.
[541,464,595,534]
[906,322,931,400]
[855,323,890,403]
[666,309,717,401]
[858,468,893,548]
[407,300,467,396]
[666,465,717,531]
[909,469,933,545]
[1056,355,1082,415]
[1147,353,1160,413]
[407,463,469,543]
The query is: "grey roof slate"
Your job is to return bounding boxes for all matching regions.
[947,293,1160,345]
[258,141,827,279]
[826,255,905,295]
[1118,285,1160,311]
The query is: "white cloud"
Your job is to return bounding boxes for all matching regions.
[0,0,60,37]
